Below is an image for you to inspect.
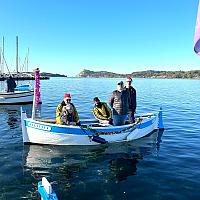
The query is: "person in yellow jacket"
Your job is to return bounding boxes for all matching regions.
[56,93,80,125]
[93,97,112,124]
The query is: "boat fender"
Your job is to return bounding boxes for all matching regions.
[91,135,107,144]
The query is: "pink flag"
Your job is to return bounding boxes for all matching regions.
[34,68,41,107]
[194,1,200,55]
[32,68,41,119]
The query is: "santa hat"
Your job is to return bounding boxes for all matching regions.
[64,93,71,99]
[126,76,132,82]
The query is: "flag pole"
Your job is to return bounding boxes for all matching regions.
[32,68,40,119]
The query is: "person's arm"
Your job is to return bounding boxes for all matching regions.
[73,106,80,123]
[56,104,62,124]
[7,80,10,92]
[14,80,16,88]
[109,92,115,108]
[133,89,136,112]
[104,103,112,118]
[93,107,107,120]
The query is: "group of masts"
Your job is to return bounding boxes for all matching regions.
[0,36,29,75]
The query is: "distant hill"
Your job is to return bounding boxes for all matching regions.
[40,72,67,77]
[76,69,128,78]
[76,69,200,79]
[131,70,200,79]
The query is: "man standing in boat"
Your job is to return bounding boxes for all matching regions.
[7,76,16,92]
[56,93,80,125]
[109,81,129,126]
[124,77,137,123]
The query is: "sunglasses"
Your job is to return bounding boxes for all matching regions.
[65,99,71,102]
[117,83,123,85]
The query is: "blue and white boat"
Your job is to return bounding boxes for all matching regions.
[21,108,164,146]
[0,84,34,105]
[38,177,58,200]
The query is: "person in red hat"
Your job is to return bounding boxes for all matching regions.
[56,93,80,125]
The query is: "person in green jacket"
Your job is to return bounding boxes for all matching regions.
[93,97,112,124]
[56,93,80,125]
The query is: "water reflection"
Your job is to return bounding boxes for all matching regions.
[22,129,164,198]
[156,129,164,152]
[0,104,32,129]
[109,157,138,182]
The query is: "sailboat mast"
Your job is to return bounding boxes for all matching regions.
[16,36,19,73]
[26,48,29,72]
[1,36,4,74]
[0,47,1,72]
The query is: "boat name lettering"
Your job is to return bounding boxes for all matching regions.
[28,122,51,131]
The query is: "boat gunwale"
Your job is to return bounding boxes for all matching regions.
[0,90,34,95]
[0,101,34,105]
[24,115,157,131]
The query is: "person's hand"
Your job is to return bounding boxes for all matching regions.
[129,111,133,117]
[108,118,113,125]
[76,121,81,126]
[70,122,76,125]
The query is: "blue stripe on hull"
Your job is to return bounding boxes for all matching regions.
[135,117,156,129]
[25,117,156,135]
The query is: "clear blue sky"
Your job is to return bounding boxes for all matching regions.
[0,0,199,76]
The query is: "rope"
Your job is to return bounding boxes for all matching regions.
[84,118,143,135]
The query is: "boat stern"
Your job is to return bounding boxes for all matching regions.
[158,107,164,130]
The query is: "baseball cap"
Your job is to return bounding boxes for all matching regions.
[117,81,123,85]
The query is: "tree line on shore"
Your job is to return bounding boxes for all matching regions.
[76,69,200,79]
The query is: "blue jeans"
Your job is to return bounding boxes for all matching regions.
[113,115,128,126]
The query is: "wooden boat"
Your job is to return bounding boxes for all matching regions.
[0,84,34,105]
[21,108,164,146]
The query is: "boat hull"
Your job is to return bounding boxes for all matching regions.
[0,90,34,104]
[21,109,163,146]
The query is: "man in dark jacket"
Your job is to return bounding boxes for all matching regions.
[109,81,129,126]
[125,77,136,123]
[7,76,16,92]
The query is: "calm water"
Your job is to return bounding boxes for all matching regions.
[0,77,200,200]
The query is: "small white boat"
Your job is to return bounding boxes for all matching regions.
[0,84,34,105]
[21,107,164,146]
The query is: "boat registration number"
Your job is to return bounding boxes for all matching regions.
[28,122,52,131]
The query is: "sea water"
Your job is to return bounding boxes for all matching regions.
[0,77,200,200]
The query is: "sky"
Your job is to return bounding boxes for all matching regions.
[0,0,199,76]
